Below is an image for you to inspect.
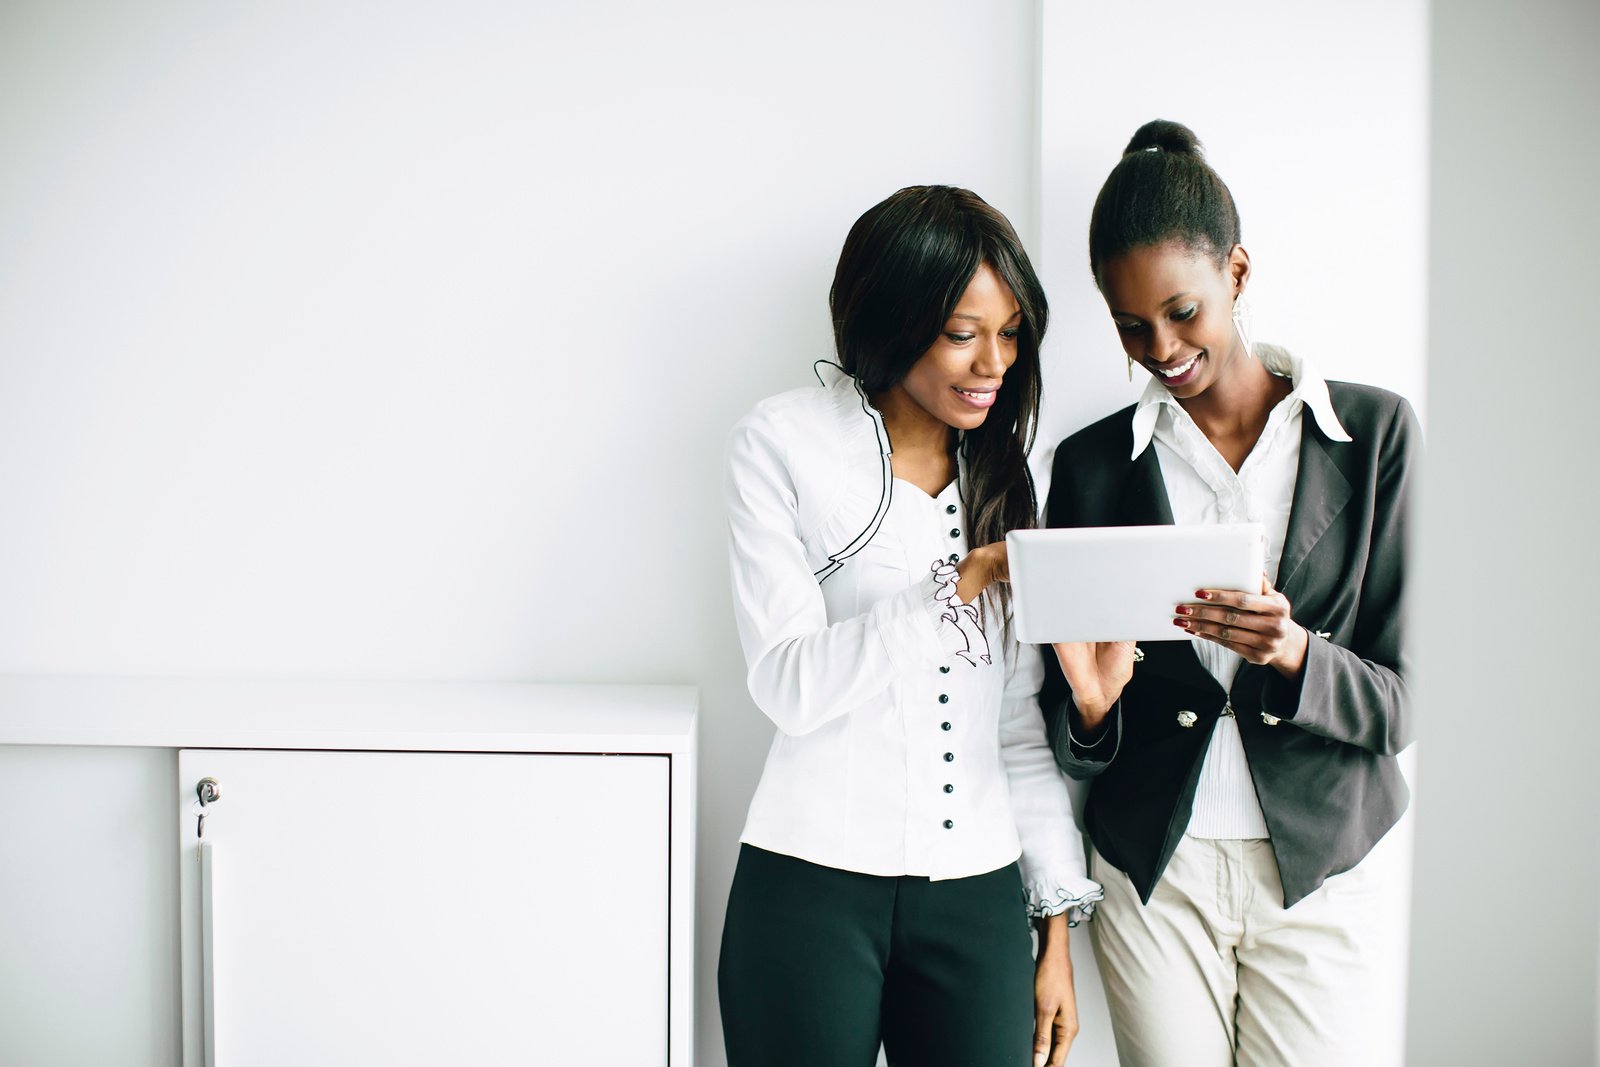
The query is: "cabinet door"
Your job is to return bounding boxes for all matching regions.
[178,749,669,1067]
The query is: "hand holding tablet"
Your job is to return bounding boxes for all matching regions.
[1173,573,1310,676]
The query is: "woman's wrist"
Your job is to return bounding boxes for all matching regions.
[953,546,996,604]
[1268,623,1311,678]
[1035,912,1072,956]
[1071,694,1115,734]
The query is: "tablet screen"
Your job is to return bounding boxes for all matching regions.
[1007,524,1264,644]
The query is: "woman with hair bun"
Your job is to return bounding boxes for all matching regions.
[1042,120,1418,1067]
[719,185,1102,1067]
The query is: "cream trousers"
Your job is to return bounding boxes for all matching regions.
[1089,832,1409,1067]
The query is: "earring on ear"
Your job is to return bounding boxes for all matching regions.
[1127,354,1134,381]
[1232,296,1255,360]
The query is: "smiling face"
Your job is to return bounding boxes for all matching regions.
[1098,240,1251,399]
[887,261,1022,433]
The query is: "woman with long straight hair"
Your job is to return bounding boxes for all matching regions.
[1043,120,1418,1066]
[719,186,1101,1067]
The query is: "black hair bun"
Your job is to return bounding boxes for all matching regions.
[1123,119,1204,158]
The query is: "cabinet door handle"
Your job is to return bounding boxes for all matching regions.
[199,841,219,1067]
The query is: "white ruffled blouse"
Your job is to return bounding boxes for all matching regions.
[725,364,1102,920]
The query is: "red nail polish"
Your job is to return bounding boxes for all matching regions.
[1173,618,1188,628]
[1176,605,1192,616]
[1196,590,1213,600]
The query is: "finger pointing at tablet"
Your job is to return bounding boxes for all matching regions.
[1174,573,1309,678]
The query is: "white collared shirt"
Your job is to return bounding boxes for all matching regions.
[1131,344,1352,839]
[724,368,1101,917]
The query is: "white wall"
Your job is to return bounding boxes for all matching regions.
[0,2,1041,1064]
[1407,2,1600,1063]
[1036,0,1429,459]
[1037,3,1428,1058]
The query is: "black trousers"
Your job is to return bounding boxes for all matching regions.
[718,844,1035,1067]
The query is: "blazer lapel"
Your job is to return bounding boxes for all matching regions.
[1119,446,1176,528]
[1275,422,1353,599]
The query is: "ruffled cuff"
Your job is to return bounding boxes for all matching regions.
[923,559,991,667]
[1022,875,1105,926]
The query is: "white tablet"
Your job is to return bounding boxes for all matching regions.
[1007,524,1265,644]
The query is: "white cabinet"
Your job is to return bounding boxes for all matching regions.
[180,750,670,1067]
[0,676,696,1067]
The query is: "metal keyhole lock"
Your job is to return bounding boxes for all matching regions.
[195,777,221,838]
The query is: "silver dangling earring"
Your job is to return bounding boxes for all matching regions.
[1127,354,1134,381]
[1232,296,1255,360]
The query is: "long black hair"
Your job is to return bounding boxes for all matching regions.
[829,185,1047,601]
[1088,119,1241,283]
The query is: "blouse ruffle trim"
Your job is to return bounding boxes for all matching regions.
[1023,877,1105,925]
[801,366,896,577]
[927,560,990,666]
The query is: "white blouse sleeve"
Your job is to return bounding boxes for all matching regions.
[999,636,1104,922]
[726,412,979,737]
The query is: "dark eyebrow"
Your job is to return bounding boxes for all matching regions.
[1109,292,1194,318]
[949,309,1024,323]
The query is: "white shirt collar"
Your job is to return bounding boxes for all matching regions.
[1128,343,1353,459]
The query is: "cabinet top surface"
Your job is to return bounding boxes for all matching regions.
[0,675,697,753]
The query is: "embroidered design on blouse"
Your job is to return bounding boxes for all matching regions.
[931,560,990,666]
[811,362,894,584]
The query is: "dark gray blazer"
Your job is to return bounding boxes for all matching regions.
[1041,380,1419,907]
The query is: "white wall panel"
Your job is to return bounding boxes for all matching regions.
[1037,4,1427,1061]
[1408,2,1600,1063]
[1037,0,1429,470]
